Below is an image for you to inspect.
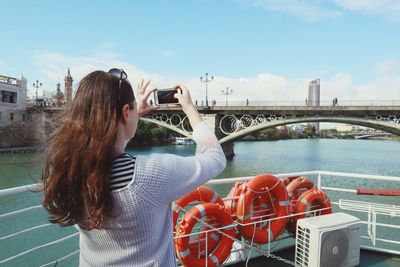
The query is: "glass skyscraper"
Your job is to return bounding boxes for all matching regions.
[307,79,320,132]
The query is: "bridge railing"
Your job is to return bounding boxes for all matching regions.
[199,99,400,107]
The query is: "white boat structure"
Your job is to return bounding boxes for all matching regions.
[173,137,195,145]
[1,170,400,266]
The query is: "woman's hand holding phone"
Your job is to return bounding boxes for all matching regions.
[149,83,201,128]
[136,80,159,117]
[172,84,194,109]
[173,84,202,129]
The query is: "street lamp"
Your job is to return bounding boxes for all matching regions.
[200,72,213,108]
[32,80,42,101]
[222,86,233,106]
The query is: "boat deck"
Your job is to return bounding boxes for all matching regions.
[229,247,400,267]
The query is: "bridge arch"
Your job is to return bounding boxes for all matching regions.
[218,116,400,144]
[140,117,192,138]
[141,113,400,144]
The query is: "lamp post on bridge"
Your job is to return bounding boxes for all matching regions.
[222,86,233,106]
[32,80,42,102]
[200,72,213,108]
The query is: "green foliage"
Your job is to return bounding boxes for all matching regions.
[240,126,308,141]
[128,120,178,147]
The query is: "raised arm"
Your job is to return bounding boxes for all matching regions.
[134,84,226,205]
[173,84,202,129]
[135,122,226,205]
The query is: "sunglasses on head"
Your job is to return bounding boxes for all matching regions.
[108,68,130,104]
[108,68,128,88]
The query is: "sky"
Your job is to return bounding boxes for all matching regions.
[0,0,399,105]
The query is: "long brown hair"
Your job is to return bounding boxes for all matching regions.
[42,70,135,230]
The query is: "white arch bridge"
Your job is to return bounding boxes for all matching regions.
[142,105,400,159]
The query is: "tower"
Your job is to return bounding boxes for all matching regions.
[52,82,65,107]
[64,68,73,103]
[307,79,320,132]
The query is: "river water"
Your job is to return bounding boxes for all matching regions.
[1,139,399,189]
[0,139,399,266]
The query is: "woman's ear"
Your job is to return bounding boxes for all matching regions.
[121,104,130,123]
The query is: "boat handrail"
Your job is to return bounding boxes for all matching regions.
[339,199,400,215]
[2,170,400,196]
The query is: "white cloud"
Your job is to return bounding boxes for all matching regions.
[355,76,400,100]
[374,59,399,76]
[321,72,355,100]
[31,50,400,105]
[246,0,342,21]
[206,73,307,104]
[246,0,400,20]
[31,50,171,97]
[333,0,400,19]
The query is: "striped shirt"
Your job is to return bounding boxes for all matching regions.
[110,153,136,190]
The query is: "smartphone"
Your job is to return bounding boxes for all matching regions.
[154,88,180,105]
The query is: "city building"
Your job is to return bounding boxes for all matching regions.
[307,79,320,132]
[289,124,306,133]
[336,124,361,132]
[64,68,73,103]
[31,69,73,108]
[0,69,73,148]
[0,74,28,127]
[52,82,65,107]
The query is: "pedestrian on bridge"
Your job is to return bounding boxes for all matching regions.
[333,97,339,106]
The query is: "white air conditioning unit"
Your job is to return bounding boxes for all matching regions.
[295,212,360,267]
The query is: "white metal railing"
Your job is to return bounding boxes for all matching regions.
[0,184,78,266]
[339,199,400,246]
[1,171,400,266]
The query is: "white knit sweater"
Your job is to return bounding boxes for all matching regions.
[78,122,226,266]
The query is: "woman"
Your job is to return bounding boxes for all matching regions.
[42,69,226,266]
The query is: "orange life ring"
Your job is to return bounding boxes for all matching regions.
[224,181,244,219]
[173,186,225,258]
[225,182,276,220]
[175,203,235,267]
[236,174,290,244]
[280,176,300,186]
[286,176,314,202]
[287,188,332,234]
[173,186,224,228]
[224,181,245,239]
[224,181,272,239]
[285,177,315,234]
